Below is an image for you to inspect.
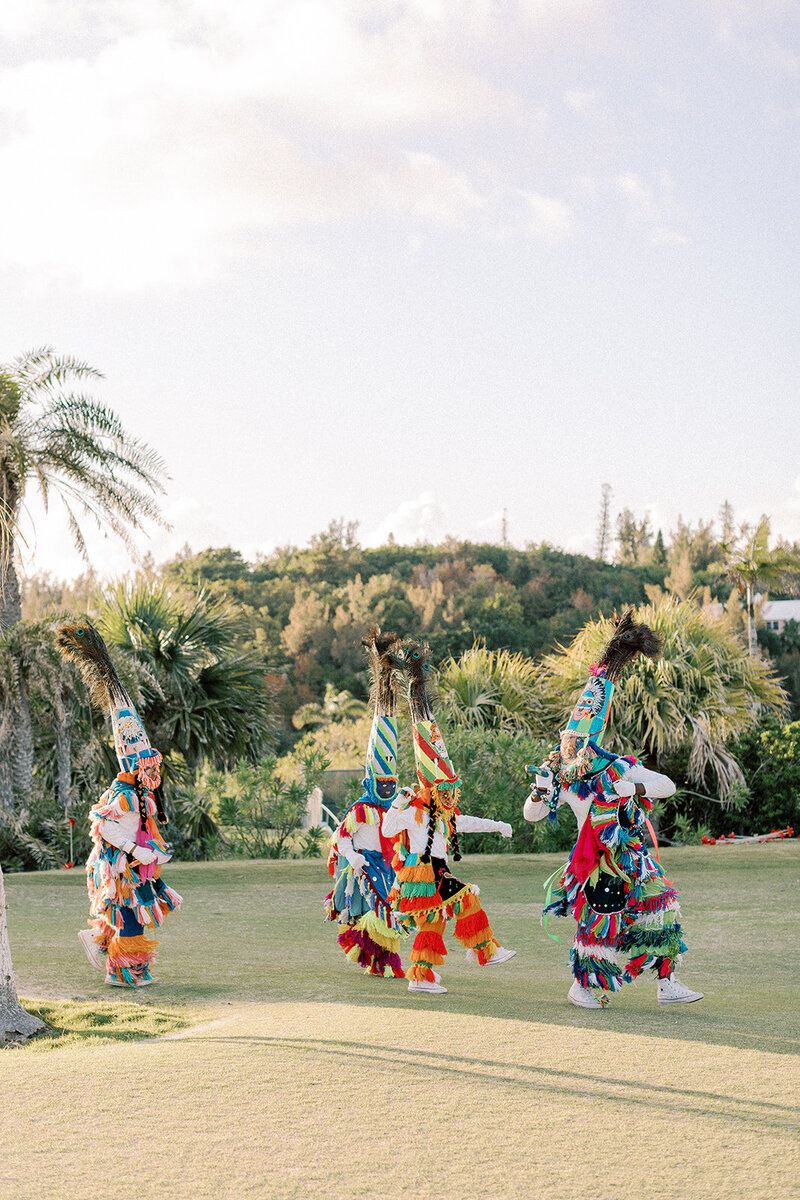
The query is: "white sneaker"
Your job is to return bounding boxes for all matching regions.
[408,979,448,995]
[105,974,158,988]
[465,946,516,965]
[78,929,106,972]
[657,975,704,1005]
[568,980,605,1009]
[486,946,516,965]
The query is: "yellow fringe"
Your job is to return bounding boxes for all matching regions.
[355,910,404,948]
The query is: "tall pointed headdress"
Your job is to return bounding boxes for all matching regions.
[558,608,661,777]
[56,621,163,790]
[361,625,401,804]
[391,639,459,797]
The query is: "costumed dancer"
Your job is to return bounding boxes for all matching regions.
[384,639,515,995]
[325,627,406,978]
[57,622,181,988]
[524,609,703,1010]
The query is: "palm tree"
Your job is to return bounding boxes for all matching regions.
[0,347,167,807]
[0,865,46,1042]
[437,644,546,735]
[99,582,280,770]
[720,518,800,656]
[292,682,368,730]
[0,620,75,812]
[540,595,786,801]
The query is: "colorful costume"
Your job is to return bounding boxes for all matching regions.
[325,628,405,978]
[525,610,702,1008]
[57,623,181,988]
[384,640,515,995]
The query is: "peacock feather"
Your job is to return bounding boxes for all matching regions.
[55,620,130,712]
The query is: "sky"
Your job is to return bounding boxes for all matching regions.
[1,0,798,581]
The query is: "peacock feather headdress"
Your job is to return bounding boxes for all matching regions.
[56,620,162,790]
[361,625,401,803]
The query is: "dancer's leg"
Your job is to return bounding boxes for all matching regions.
[408,916,447,984]
[451,890,500,964]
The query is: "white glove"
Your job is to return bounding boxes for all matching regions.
[499,822,513,838]
[348,851,367,876]
[131,845,158,865]
[613,780,636,797]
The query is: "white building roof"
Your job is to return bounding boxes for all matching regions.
[761,599,800,620]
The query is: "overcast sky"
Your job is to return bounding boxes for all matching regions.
[1,0,798,581]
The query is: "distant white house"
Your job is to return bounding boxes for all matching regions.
[761,599,800,634]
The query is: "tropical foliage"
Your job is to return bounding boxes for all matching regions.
[1,347,167,630]
[99,582,280,771]
[718,518,800,655]
[437,644,545,734]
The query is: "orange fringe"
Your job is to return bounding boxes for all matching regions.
[107,933,157,963]
[409,916,447,982]
[398,862,437,884]
[453,891,499,963]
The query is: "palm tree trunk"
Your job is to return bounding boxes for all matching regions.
[54,686,74,811]
[0,864,46,1043]
[0,558,34,810]
[0,555,22,633]
[11,674,34,807]
[746,582,756,657]
[0,704,13,810]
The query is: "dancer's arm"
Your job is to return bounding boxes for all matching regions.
[336,836,366,875]
[381,793,414,839]
[456,814,512,837]
[612,763,676,799]
[523,769,559,822]
[523,796,551,823]
[96,817,158,864]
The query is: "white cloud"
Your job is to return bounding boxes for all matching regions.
[16,490,230,582]
[615,170,691,247]
[0,0,595,288]
[564,89,601,114]
[364,491,449,547]
[517,190,573,241]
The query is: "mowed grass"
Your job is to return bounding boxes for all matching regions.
[2,845,800,1200]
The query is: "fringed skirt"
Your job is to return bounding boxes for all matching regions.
[325,848,405,978]
[546,830,687,993]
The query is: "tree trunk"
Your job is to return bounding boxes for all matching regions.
[0,864,46,1043]
[0,555,22,633]
[0,557,34,810]
[11,669,34,806]
[0,695,14,811]
[746,582,756,657]
[54,684,74,811]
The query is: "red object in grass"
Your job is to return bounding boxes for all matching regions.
[68,817,76,827]
[61,861,74,870]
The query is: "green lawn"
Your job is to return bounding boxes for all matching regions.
[3,845,800,1199]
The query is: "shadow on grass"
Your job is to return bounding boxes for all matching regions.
[12,999,190,1050]
[171,1034,800,1133]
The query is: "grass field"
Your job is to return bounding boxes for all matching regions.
[2,845,800,1200]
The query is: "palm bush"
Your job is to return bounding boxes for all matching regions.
[437,644,547,735]
[99,582,281,770]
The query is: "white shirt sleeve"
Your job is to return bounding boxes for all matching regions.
[624,762,677,799]
[455,814,505,835]
[523,796,552,824]
[94,808,139,851]
[381,799,413,839]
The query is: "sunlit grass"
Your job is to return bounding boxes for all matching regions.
[2,845,799,1199]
